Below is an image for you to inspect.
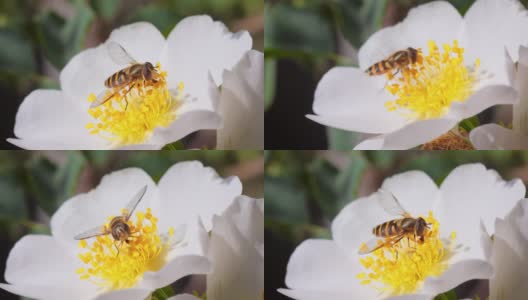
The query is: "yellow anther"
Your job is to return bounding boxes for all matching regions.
[76,208,172,291]
[357,211,456,296]
[86,64,183,146]
[385,40,480,120]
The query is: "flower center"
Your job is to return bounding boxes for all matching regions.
[76,208,174,291]
[357,211,456,296]
[384,40,480,120]
[421,128,474,150]
[85,63,183,146]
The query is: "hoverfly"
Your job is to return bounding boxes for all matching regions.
[365,47,420,77]
[358,189,430,255]
[90,41,161,109]
[74,185,148,253]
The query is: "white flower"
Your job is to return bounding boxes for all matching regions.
[168,196,264,300]
[0,161,243,300]
[307,0,528,149]
[279,164,525,299]
[470,45,528,149]
[8,15,252,150]
[483,198,528,300]
[215,50,264,149]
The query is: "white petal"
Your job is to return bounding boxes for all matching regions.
[93,289,152,300]
[167,295,201,300]
[358,1,464,70]
[489,211,528,300]
[436,163,525,261]
[447,85,519,120]
[353,135,385,150]
[464,0,528,85]
[331,195,390,253]
[216,50,264,149]
[380,171,439,217]
[0,235,98,300]
[59,45,116,109]
[60,23,165,106]
[139,255,211,290]
[283,239,376,298]
[149,109,222,148]
[381,118,459,150]
[505,198,528,240]
[207,214,263,300]
[309,67,406,134]
[107,22,165,66]
[278,288,359,300]
[421,259,493,295]
[387,295,433,300]
[157,161,242,231]
[9,90,106,149]
[219,195,263,248]
[161,15,252,111]
[469,124,528,149]
[50,168,159,250]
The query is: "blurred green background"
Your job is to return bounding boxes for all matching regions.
[264,0,528,149]
[0,150,263,300]
[264,150,528,299]
[0,0,264,149]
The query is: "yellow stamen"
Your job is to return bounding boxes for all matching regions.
[86,63,184,146]
[357,211,456,296]
[76,208,174,291]
[385,40,480,120]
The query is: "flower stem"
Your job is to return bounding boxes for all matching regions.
[152,285,175,300]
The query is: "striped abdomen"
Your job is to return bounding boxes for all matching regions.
[372,218,415,237]
[366,60,396,76]
[104,64,143,88]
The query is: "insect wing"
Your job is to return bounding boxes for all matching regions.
[358,236,389,254]
[123,185,148,221]
[74,225,109,240]
[90,89,115,108]
[107,41,138,65]
[377,189,412,218]
[358,233,406,255]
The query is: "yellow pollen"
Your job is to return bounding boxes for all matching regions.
[357,211,456,296]
[76,208,174,291]
[86,63,184,146]
[385,40,480,120]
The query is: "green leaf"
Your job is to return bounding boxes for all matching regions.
[265,219,330,244]
[0,176,27,221]
[265,176,309,224]
[127,4,179,37]
[36,0,94,68]
[264,57,276,110]
[162,141,185,150]
[434,289,457,300]
[305,152,369,220]
[90,0,119,20]
[151,285,175,300]
[459,115,480,132]
[265,3,335,53]
[24,152,86,215]
[0,28,35,75]
[327,128,361,150]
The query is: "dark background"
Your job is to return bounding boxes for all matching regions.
[0,0,264,149]
[264,150,528,299]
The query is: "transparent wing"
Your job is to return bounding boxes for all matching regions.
[377,189,411,218]
[106,41,138,65]
[90,89,115,108]
[74,225,109,240]
[123,185,148,221]
[357,233,405,255]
